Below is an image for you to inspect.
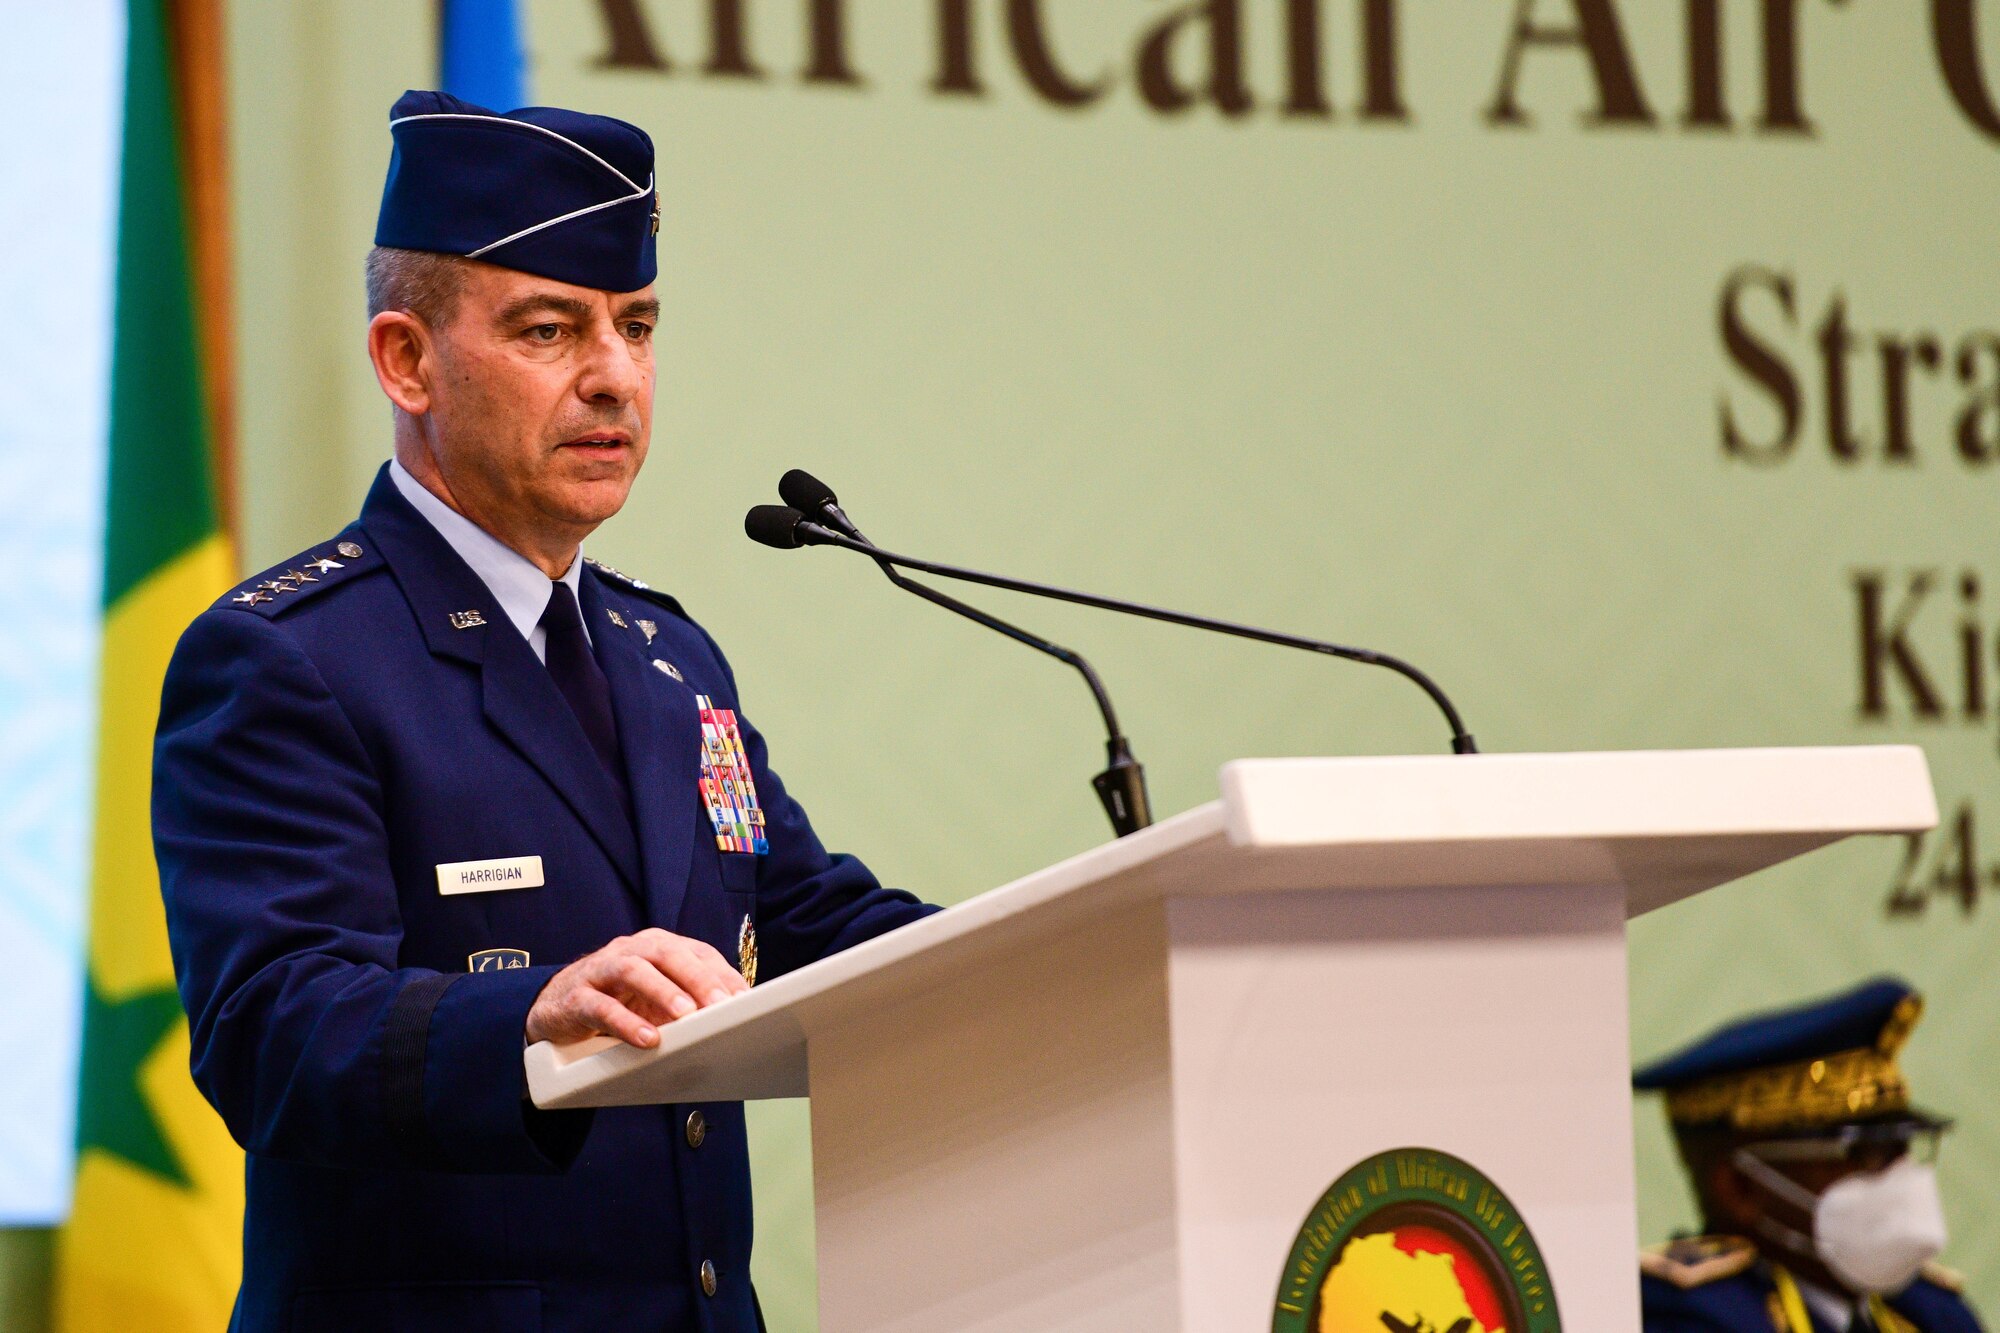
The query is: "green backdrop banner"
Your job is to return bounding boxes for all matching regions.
[226,4,2000,1327]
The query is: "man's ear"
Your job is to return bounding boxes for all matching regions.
[368,310,434,416]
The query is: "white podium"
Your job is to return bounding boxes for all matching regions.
[526,748,1935,1332]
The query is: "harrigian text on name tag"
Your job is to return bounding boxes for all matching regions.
[435,855,545,895]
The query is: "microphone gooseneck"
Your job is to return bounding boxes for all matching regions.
[755,510,1478,757]
[749,493,1153,837]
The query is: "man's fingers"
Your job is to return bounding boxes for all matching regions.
[525,930,748,1052]
[695,940,752,994]
[625,933,747,1005]
[601,953,695,1022]
[580,989,657,1048]
[670,939,747,1000]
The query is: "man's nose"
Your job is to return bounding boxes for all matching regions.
[576,326,644,404]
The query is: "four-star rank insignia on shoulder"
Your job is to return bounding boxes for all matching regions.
[584,555,650,589]
[585,556,692,626]
[226,540,366,614]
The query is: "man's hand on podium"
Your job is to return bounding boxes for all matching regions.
[526,928,751,1049]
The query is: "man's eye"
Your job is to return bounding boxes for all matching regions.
[625,322,653,341]
[527,324,562,342]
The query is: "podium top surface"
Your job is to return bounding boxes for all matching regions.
[526,746,1935,1108]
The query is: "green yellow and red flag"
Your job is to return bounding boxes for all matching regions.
[53,0,243,1326]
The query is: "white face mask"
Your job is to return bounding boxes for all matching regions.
[1734,1151,1949,1295]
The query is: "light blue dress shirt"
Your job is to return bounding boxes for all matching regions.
[388,458,587,664]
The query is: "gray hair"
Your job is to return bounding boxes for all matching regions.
[365,246,469,326]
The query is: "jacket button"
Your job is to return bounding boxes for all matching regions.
[685,1110,707,1148]
[699,1259,718,1297]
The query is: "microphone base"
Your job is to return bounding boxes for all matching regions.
[1093,741,1152,837]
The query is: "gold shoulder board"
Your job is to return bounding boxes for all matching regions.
[1920,1260,1966,1293]
[1640,1236,1758,1290]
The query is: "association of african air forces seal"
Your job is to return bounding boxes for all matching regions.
[1272,1147,1560,1333]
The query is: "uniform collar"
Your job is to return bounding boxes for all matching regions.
[1792,1264,1864,1320]
[1790,1269,1861,1331]
[389,457,586,655]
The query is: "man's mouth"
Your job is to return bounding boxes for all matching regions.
[559,432,631,453]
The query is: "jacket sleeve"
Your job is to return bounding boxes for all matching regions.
[687,623,939,980]
[153,607,589,1173]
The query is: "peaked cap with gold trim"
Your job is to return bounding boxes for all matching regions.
[1633,977,1940,1134]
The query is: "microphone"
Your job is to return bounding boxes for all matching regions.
[744,504,815,550]
[777,469,862,542]
[744,504,1478,756]
[745,493,1152,837]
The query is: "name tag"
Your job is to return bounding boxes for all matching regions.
[436,855,545,895]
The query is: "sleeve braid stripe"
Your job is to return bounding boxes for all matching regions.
[382,972,458,1147]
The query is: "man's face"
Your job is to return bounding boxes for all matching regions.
[1704,1129,1917,1289]
[1738,1130,1913,1215]
[417,262,658,545]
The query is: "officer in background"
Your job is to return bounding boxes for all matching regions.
[1635,978,1982,1333]
[154,91,934,1330]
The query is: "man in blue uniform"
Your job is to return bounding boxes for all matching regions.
[153,90,934,1331]
[1634,978,1982,1333]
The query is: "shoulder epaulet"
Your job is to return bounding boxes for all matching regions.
[1640,1236,1758,1290]
[585,556,689,620]
[1919,1260,1966,1293]
[218,533,379,618]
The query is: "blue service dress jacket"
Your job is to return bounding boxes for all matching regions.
[1640,1238,1984,1332]
[153,465,935,1332]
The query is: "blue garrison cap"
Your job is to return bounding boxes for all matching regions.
[1633,977,1928,1132]
[375,90,657,292]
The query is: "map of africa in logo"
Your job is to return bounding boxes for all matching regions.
[1272,1148,1560,1333]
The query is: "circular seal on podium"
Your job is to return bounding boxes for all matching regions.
[1272,1147,1560,1333]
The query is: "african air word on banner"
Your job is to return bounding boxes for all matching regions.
[584,0,2000,142]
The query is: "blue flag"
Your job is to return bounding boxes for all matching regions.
[439,0,526,112]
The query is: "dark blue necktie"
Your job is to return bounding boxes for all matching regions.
[540,579,625,783]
